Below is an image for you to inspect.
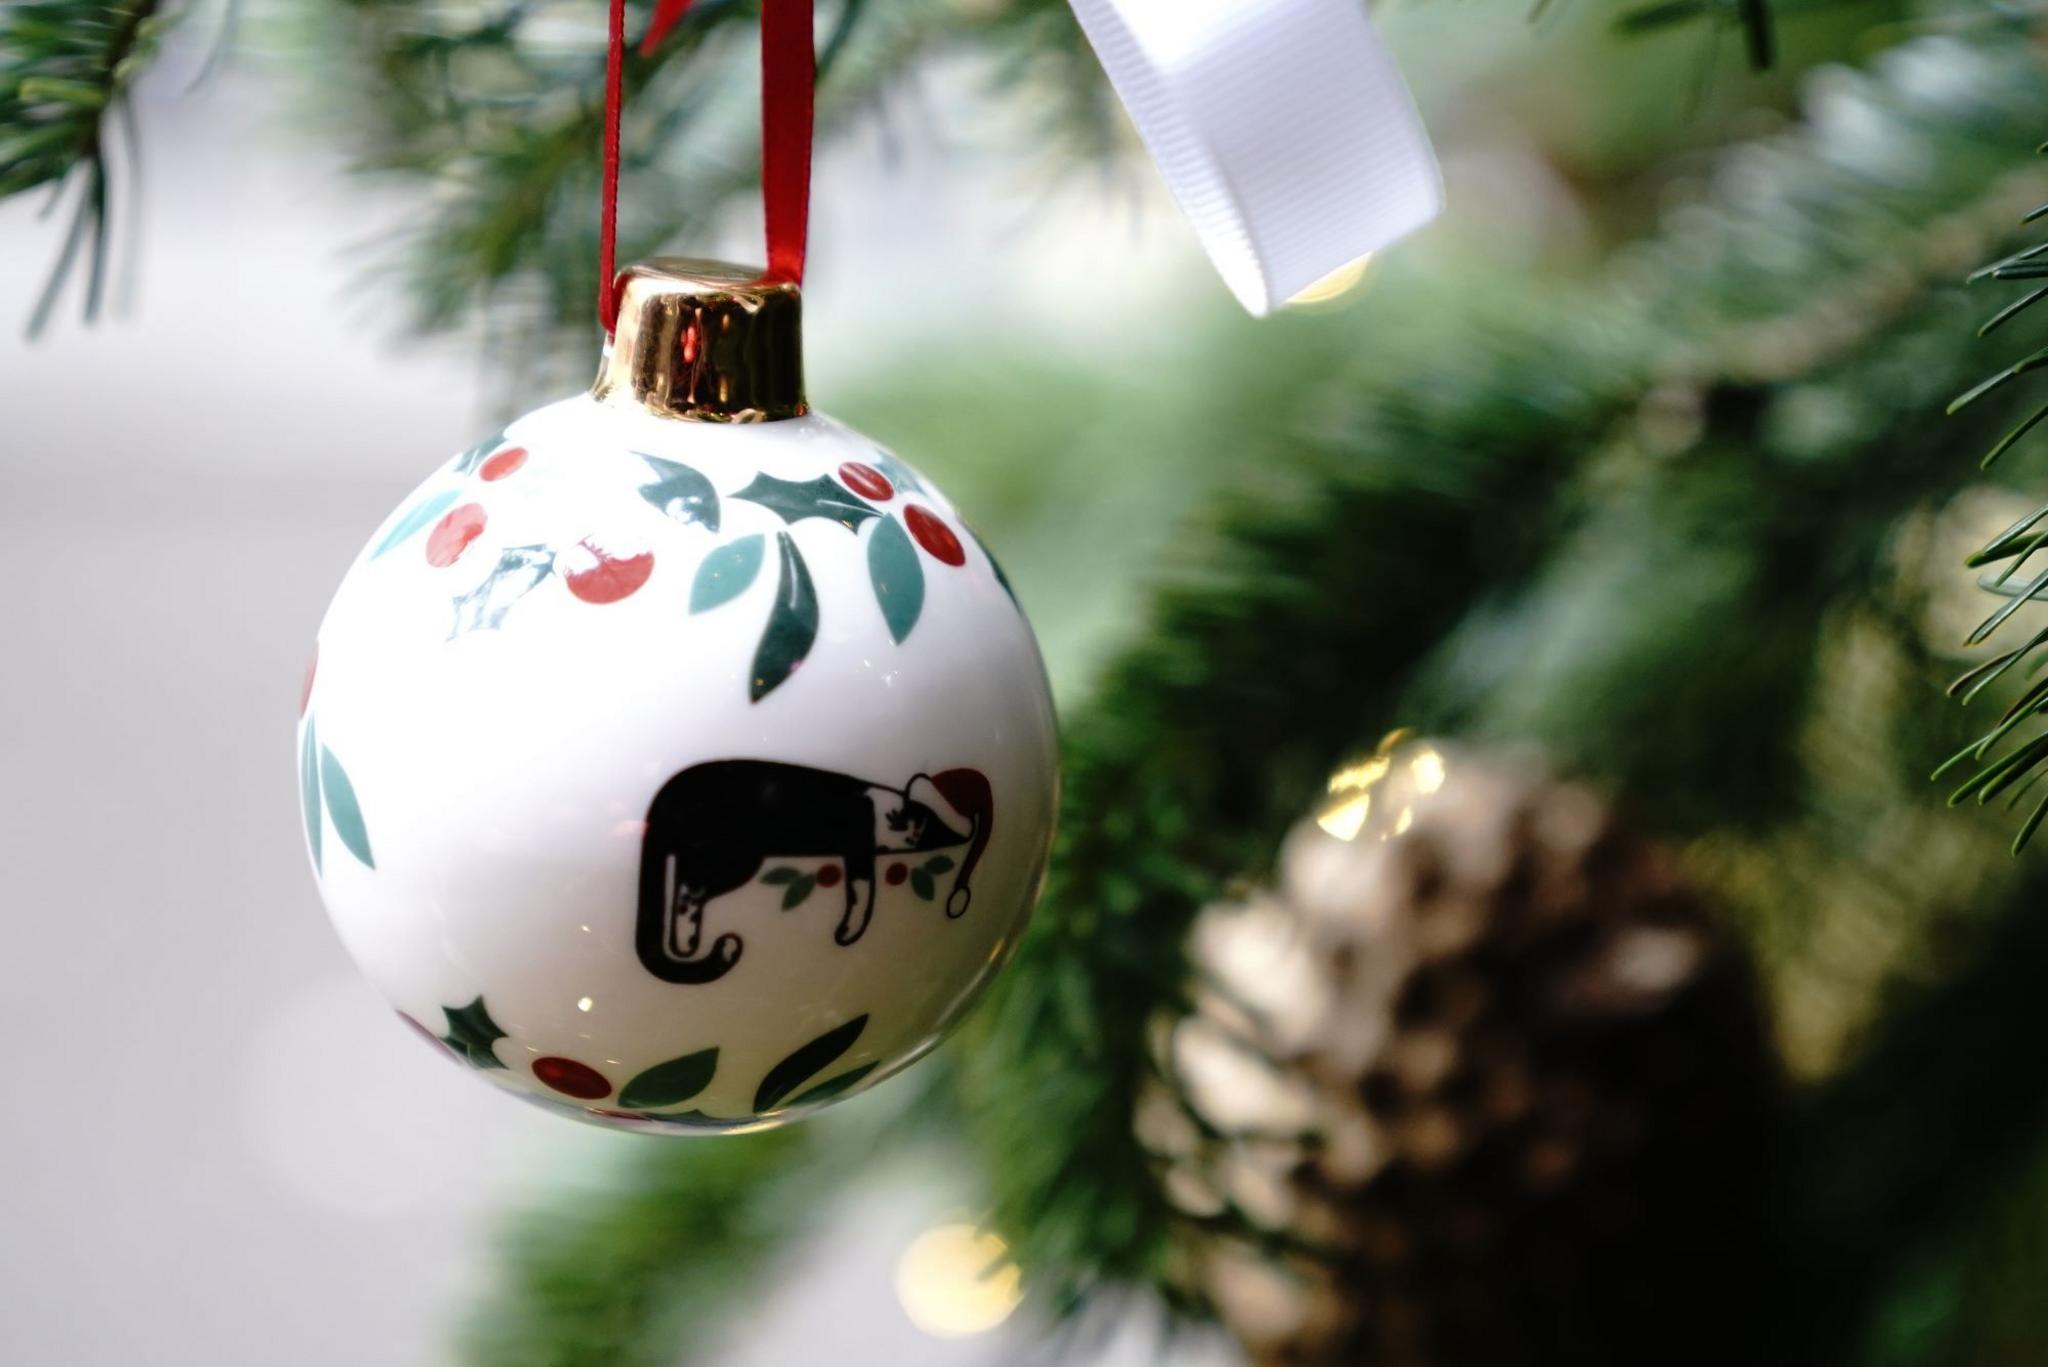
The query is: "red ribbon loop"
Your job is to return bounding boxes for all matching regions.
[601,0,816,332]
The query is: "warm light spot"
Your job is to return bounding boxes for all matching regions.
[1411,749,1446,794]
[1394,806,1414,835]
[1317,792,1372,841]
[577,997,593,1013]
[1288,254,1374,306]
[894,1223,1023,1338]
[1326,755,1390,794]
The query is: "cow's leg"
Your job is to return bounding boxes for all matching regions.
[834,844,879,946]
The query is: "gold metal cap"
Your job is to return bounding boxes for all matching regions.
[591,258,808,423]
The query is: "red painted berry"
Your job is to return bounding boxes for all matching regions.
[838,461,893,502]
[885,862,909,886]
[564,538,655,604]
[817,864,843,888]
[903,505,965,566]
[479,445,528,481]
[300,642,318,718]
[426,503,487,567]
[533,1056,613,1100]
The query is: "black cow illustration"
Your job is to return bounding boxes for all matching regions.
[636,759,994,985]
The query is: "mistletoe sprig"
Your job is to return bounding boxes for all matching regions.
[1941,141,2048,851]
[1,0,178,334]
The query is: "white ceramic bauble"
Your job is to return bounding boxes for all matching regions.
[298,263,1058,1132]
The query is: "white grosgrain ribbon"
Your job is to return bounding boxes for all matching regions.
[1067,0,1442,315]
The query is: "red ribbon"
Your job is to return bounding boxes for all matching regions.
[601,0,816,332]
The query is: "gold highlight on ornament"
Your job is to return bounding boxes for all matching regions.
[893,1222,1024,1338]
[592,258,808,423]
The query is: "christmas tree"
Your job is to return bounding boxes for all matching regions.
[16,0,2048,1361]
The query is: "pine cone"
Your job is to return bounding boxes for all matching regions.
[1137,740,1777,1367]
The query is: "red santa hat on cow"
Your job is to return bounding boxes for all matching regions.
[903,769,994,919]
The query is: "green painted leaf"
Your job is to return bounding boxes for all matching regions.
[618,1047,719,1109]
[755,1015,868,1112]
[781,873,817,910]
[750,533,818,702]
[867,515,925,644]
[440,997,507,1070]
[786,1060,879,1109]
[760,867,800,885]
[690,534,765,613]
[371,488,459,559]
[633,1110,750,1131]
[318,746,375,870]
[300,718,323,875]
[453,430,508,474]
[871,448,925,494]
[910,868,935,901]
[637,455,721,531]
[734,472,879,533]
[925,855,954,874]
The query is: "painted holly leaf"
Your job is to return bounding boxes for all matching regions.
[691,535,765,614]
[780,873,818,909]
[371,488,459,560]
[634,1110,751,1131]
[925,856,954,875]
[439,997,507,1069]
[786,1060,879,1109]
[300,718,323,874]
[618,1047,720,1109]
[734,472,879,533]
[867,515,925,644]
[969,528,1020,607]
[910,867,936,901]
[761,867,801,885]
[751,533,818,702]
[755,1014,868,1112]
[318,745,375,869]
[449,544,556,640]
[636,455,721,531]
[871,448,926,495]
[453,430,508,475]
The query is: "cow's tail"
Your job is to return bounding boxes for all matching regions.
[926,768,993,919]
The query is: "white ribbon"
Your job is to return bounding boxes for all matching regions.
[1067,0,1442,315]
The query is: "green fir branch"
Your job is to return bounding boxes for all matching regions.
[314,0,1109,373]
[1614,0,1776,70]
[1943,111,2048,845]
[1,0,176,334]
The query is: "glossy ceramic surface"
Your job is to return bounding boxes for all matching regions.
[299,395,1059,1131]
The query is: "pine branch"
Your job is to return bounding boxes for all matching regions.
[1943,103,2048,847]
[0,0,176,334]
[952,29,2048,1329]
[313,0,1108,373]
[457,1052,957,1367]
[457,1127,810,1367]
[952,322,1634,1312]
[1613,0,1776,71]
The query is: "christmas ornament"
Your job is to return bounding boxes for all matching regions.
[1135,739,1774,1365]
[300,0,1057,1132]
[301,259,1058,1132]
[1067,0,1441,314]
